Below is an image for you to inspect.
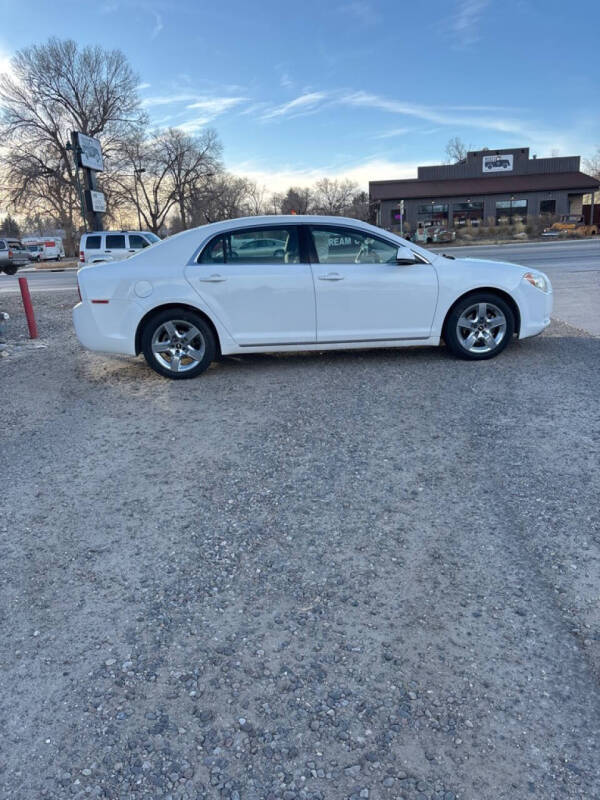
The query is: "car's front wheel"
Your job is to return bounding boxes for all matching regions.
[444,293,515,360]
[141,308,216,379]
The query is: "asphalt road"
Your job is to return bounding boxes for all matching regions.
[2,238,599,334]
[1,292,599,800]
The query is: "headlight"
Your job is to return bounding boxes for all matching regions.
[523,272,549,292]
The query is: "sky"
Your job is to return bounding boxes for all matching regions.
[0,0,599,192]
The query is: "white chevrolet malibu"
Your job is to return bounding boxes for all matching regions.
[73,215,553,379]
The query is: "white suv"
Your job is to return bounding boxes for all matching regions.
[79,230,160,265]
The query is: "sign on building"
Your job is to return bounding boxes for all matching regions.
[483,154,513,172]
[76,133,104,172]
[85,189,106,213]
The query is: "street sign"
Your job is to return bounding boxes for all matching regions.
[85,189,106,213]
[76,133,104,172]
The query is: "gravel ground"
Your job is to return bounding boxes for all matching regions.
[1,292,599,800]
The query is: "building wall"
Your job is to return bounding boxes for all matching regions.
[417,148,580,181]
[381,190,575,233]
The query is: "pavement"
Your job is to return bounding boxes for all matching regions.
[1,241,599,800]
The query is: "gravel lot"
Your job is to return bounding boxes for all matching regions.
[1,292,599,800]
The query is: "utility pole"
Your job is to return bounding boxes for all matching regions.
[134,168,145,230]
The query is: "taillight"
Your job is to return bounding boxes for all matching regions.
[79,250,85,263]
[8,249,12,258]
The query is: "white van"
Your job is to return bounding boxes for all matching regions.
[22,236,66,262]
[79,230,161,265]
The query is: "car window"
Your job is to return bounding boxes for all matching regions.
[0,241,5,250]
[144,232,160,243]
[199,227,300,265]
[199,234,227,264]
[129,234,150,249]
[106,234,126,249]
[309,226,398,265]
[85,235,102,249]
[231,227,299,264]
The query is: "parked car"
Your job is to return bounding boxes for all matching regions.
[542,215,598,237]
[414,226,456,244]
[231,237,287,260]
[73,215,553,379]
[22,236,65,261]
[79,230,161,265]
[0,238,31,275]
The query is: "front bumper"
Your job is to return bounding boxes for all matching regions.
[517,280,553,339]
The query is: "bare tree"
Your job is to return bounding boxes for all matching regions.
[0,37,145,247]
[111,132,178,234]
[312,178,358,215]
[445,136,470,163]
[273,186,313,215]
[162,127,222,229]
[188,173,264,224]
[584,147,600,180]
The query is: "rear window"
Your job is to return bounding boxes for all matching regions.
[85,235,101,249]
[106,234,126,249]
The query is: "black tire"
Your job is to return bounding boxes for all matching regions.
[3,266,17,275]
[443,292,515,361]
[141,308,216,379]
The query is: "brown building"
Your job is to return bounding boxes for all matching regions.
[369,147,599,235]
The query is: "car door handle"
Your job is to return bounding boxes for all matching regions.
[199,274,227,282]
[318,272,344,281]
[104,250,111,253]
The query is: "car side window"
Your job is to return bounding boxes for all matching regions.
[230,227,300,264]
[106,234,126,249]
[309,226,398,265]
[129,234,150,249]
[0,240,5,250]
[85,235,102,249]
[198,227,300,265]
[199,234,227,264]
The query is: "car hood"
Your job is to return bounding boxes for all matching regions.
[448,256,531,276]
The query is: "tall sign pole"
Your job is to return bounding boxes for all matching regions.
[70,131,106,231]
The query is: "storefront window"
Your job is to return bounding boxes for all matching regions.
[453,201,484,226]
[495,199,527,224]
[417,203,449,227]
[540,199,556,215]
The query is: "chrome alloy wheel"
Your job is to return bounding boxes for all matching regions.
[151,319,206,374]
[456,302,507,354]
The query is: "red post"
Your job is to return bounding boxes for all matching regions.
[18,277,38,339]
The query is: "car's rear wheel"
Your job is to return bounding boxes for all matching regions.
[141,308,216,379]
[3,266,17,275]
[444,293,515,360]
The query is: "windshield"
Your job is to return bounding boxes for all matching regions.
[145,232,160,243]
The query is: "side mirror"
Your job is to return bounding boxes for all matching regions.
[396,244,418,264]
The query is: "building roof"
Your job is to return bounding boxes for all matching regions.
[370,171,600,201]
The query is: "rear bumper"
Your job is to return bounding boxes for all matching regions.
[73,301,137,355]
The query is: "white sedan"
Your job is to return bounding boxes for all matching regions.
[73,215,553,379]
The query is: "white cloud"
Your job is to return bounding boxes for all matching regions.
[339,1,380,24]
[137,82,151,91]
[451,0,490,46]
[261,92,329,120]
[373,127,413,140]
[0,44,13,79]
[187,96,246,115]
[151,10,163,39]
[336,90,565,150]
[228,157,425,193]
